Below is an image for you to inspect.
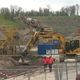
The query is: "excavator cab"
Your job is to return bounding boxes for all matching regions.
[65,40,79,53]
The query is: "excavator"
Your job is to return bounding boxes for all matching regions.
[0,27,19,55]
[18,16,66,64]
[18,15,80,63]
[0,15,79,64]
[19,27,66,64]
[61,38,80,61]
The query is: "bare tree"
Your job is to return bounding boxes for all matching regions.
[60,5,76,16]
[39,8,43,16]
[10,5,22,20]
[76,4,80,16]
[69,6,76,16]
[0,7,10,19]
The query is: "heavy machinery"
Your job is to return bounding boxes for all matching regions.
[19,26,66,64]
[0,14,79,65]
[0,27,19,55]
[17,15,66,63]
[18,15,80,63]
[18,15,65,51]
[61,38,80,61]
[23,28,65,53]
[0,26,79,63]
[21,26,80,63]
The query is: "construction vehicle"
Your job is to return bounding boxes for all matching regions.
[61,38,80,61]
[18,15,80,63]
[21,26,80,63]
[0,16,80,64]
[19,26,66,64]
[0,27,20,55]
[17,15,66,63]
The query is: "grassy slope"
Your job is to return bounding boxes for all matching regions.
[0,15,23,28]
[36,16,80,35]
[0,15,80,35]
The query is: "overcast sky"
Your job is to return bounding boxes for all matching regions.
[0,0,80,11]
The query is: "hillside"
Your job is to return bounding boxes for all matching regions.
[0,15,80,35]
[0,15,23,28]
[36,16,80,35]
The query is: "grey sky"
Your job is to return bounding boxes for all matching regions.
[0,0,80,11]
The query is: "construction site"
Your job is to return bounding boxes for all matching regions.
[0,14,79,80]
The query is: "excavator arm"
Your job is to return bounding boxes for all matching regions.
[23,32,39,53]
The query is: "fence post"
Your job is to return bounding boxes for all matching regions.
[28,72,30,80]
[59,62,63,80]
[44,70,47,80]
[23,72,27,80]
[54,62,59,80]
[65,62,68,80]
[75,56,78,76]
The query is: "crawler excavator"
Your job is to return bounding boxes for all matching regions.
[18,15,80,64]
[19,27,66,64]
[61,38,80,61]
[18,15,65,64]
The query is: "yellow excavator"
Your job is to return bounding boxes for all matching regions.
[18,15,80,63]
[21,26,80,63]
[23,28,65,52]
[61,38,80,61]
[0,27,19,55]
[19,26,66,64]
[17,15,66,63]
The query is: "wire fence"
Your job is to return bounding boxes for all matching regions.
[0,60,79,80]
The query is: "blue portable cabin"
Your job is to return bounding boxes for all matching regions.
[38,44,53,55]
[38,40,60,55]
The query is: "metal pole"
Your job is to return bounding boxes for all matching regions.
[44,70,47,80]
[23,72,27,80]
[28,72,30,80]
[59,62,63,80]
[65,62,68,80]
[75,56,78,76]
[54,62,59,80]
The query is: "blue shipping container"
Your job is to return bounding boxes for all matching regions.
[38,44,54,55]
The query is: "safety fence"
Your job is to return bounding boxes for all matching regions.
[0,60,79,80]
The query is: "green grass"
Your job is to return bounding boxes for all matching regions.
[0,15,23,28]
[0,15,80,35]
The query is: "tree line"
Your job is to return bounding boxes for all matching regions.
[0,4,80,20]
